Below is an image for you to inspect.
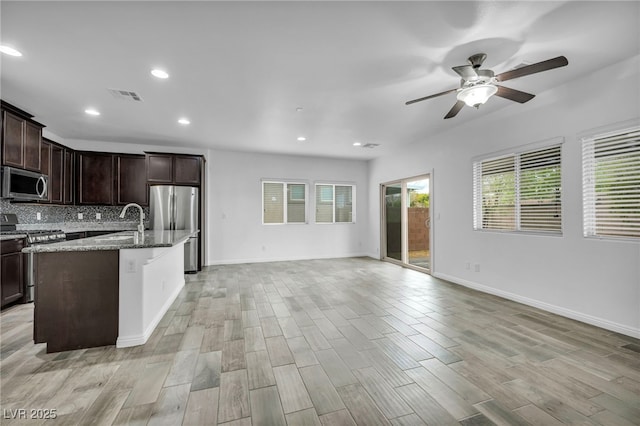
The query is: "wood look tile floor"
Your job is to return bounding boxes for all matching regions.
[1,257,639,425]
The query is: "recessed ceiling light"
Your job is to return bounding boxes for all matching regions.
[178,118,190,125]
[0,45,22,57]
[84,108,100,116]
[353,142,362,146]
[297,136,307,141]
[151,69,169,79]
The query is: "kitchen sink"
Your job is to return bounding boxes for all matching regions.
[96,235,134,241]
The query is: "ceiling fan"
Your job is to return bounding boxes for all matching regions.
[406,53,568,119]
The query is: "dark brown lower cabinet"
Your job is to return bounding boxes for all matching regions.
[34,251,119,353]
[1,238,25,308]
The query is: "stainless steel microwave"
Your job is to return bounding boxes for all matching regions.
[1,166,48,201]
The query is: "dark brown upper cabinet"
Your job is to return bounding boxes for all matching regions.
[1,103,44,172]
[77,152,114,205]
[46,140,74,205]
[24,121,42,171]
[49,143,64,204]
[146,153,173,184]
[2,111,25,168]
[40,140,51,202]
[146,153,202,185]
[115,154,148,206]
[63,148,74,204]
[175,155,201,185]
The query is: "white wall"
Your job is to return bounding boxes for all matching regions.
[53,138,370,265]
[206,149,369,264]
[368,55,640,338]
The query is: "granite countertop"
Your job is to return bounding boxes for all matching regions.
[23,230,198,253]
[1,233,28,241]
[17,222,141,233]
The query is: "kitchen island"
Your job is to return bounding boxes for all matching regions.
[23,230,197,353]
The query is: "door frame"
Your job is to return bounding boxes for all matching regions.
[380,171,434,274]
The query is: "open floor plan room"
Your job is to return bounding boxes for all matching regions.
[2,258,639,425]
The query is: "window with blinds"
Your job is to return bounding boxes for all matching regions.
[315,184,355,223]
[262,181,306,224]
[582,127,640,239]
[473,144,562,233]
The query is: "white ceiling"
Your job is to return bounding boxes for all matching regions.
[1,1,638,160]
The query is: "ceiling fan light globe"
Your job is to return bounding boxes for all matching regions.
[457,84,498,107]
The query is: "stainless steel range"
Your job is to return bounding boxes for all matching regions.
[1,214,66,302]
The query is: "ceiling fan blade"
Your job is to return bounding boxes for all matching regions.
[495,85,536,103]
[452,65,477,80]
[444,100,465,119]
[496,56,568,82]
[405,88,457,105]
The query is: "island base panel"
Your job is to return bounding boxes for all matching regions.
[34,251,119,353]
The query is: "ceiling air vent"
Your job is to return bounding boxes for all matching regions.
[108,88,143,102]
[361,143,380,149]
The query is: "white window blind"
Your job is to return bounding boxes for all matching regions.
[262,181,306,224]
[287,184,306,223]
[520,146,562,232]
[583,127,640,238]
[473,145,562,233]
[315,184,355,223]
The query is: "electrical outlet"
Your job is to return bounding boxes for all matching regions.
[474,263,480,272]
[96,212,101,220]
[126,259,136,273]
[36,212,41,221]
[465,262,470,270]
[78,213,83,220]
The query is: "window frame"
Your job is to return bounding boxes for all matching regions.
[472,139,563,236]
[314,183,356,224]
[261,180,308,225]
[582,125,640,241]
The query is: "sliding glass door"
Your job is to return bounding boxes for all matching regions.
[384,183,402,262]
[382,174,431,273]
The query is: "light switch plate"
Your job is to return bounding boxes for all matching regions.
[96,213,101,220]
[36,212,41,221]
[78,213,83,220]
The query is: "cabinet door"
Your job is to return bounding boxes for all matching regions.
[1,239,24,308]
[116,155,148,205]
[146,154,173,183]
[40,141,51,202]
[174,155,201,185]
[24,122,42,172]
[63,149,74,205]
[2,111,24,168]
[49,145,64,204]
[78,152,113,204]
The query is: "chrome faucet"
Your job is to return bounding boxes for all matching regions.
[119,203,145,234]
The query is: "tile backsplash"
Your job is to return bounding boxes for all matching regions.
[0,198,149,227]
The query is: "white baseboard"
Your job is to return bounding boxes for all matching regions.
[433,272,640,339]
[206,252,370,266]
[117,278,185,348]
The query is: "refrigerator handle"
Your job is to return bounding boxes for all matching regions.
[170,194,174,230]
[172,193,177,230]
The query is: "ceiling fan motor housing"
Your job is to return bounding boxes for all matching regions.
[468,53,487,68]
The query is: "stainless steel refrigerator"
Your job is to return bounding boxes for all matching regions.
[149,185,199,273]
